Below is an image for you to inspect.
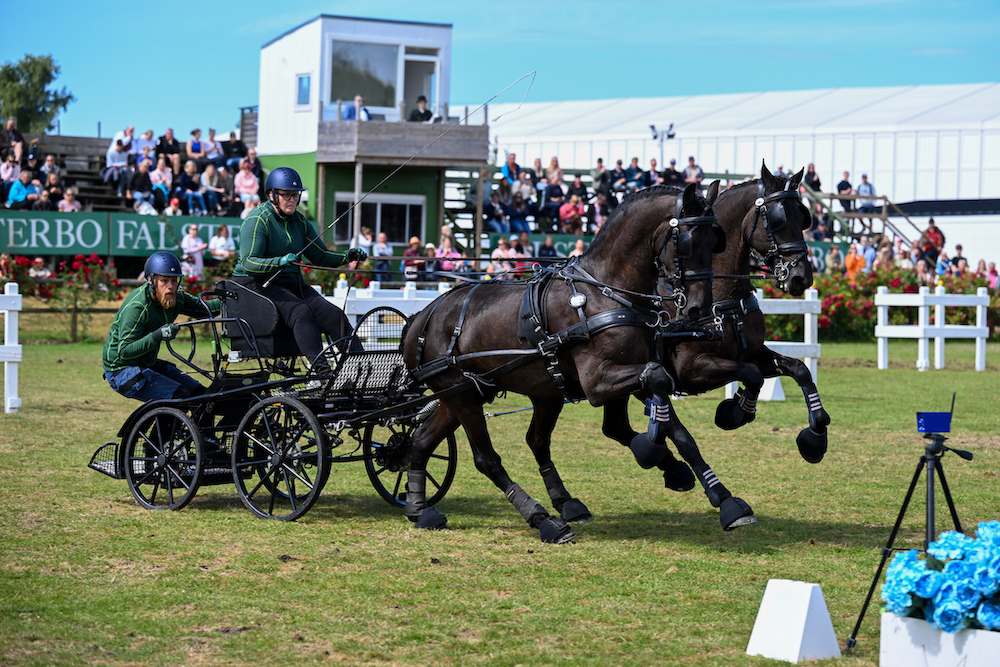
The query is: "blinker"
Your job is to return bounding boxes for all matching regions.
[677,231,693,259]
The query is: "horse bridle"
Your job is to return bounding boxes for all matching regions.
[749,179,810,291]
[654,194,721,312]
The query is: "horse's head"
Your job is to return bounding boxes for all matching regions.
[748,163,814,296]
[656,182,724,322]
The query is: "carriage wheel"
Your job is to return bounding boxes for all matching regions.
[231,396,328,521]
[362,421,458,508]
[124,407,203,511]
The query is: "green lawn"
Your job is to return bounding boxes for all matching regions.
[1,338,998,666]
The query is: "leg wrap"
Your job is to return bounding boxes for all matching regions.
[692,464,729,508]
[505,483,549,528]
[735,389,757,415]
[539,462,569,506]
[405,469,428,520]
[644,395,672,445]
[802,384,823,413]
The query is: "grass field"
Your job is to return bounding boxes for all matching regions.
[1,324,998,665]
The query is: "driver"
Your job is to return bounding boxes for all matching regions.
[232,166,366,378]
[103,252,220,401]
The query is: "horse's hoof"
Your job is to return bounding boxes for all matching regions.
[661,460,696,492]
[720,496,757,531]
[796,427,828,463]
[714,399,753,430]
[414,507,449,530]
[539,516,576,544]
[559,498,592,523]
[629,432,668,469]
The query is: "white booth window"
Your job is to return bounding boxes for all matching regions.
[333,192,425,245]
[296,75,311,107]
[329,41,398,108]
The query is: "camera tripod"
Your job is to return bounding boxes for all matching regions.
[844,432,973,649]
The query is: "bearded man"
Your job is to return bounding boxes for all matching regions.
[103,252,219,401]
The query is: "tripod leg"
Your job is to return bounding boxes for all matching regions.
[935,462,963,534]
[846,459,925,649]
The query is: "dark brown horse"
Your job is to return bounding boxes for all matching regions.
[402,184,722,542]
[596,164,830,529]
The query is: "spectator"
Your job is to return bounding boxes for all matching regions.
[844,243,865,284]
[974,259,987,278]
[351,226,374,256]
[179,160,206,215]
[156,128,182,174]
[836,171,853,212]
[102,140,131,196]
[513,170,534,202]
[610,159,628,195]
[6,170,38,210]
[408,95,433,122]
[421,243,440,280]
[58,187,82,212]
[824,244,844,276]
[529,157,546,190]
[199,163,225,215]
[588,192,612,233]
[485,190,509,234]
[542,171,567,229]
[500,152,520,185]
[505,193,534,234]
[645,158,664,188]
[24,143,41,173]
[953,257,968,278]
[342,94,371,120]
[1,117,24,164]
[804,163,821,192]
[372,232,393,282]
[683,156,704,190]
[107,125,135,164]
[436,236,461,275]
[537,235,558,259]
[135,129,157,157]
[860,235,876,272]
[566,173,587,201]
[402,236,425,281]
[181,223,207,278]
[127,160,154,212]
[29,257,51,279]
[204,128,224,168]
[217,166,237,215]
[43,172,62,203]
[935,251,951,278]
[223,131,248,172]
[2,150,21,199]
[568,238,586,258]
[163,197,183,216]
[39,154,60,182]
[856,173,877,228]
[490,237,515,274]
[811,202,829,233]
[208,223,236,265]
[623,157,644,194]
[953,243,964,264]
[545,156,560,182]
[873,246,893,270]
[518,231,534,260]
[234,159,260,205]
[915,258,933,285]
[918,218,945,265]
[987,262,998,290]
[135,145,155,170]
[558,194,586,235]
[590,158,610,199]
[186,129,207,168]
[496,176,512,206]
[32,188,55,211]
[812,220,830,243]
[244,146,264,183]
[150,157,173,211]
[663,158,684,187]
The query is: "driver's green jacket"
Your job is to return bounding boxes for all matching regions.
[233,199,349,278]
[102,282,219,374]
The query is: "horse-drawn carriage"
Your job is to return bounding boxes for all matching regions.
[89,279,458,521]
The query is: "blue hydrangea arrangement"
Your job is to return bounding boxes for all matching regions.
[881,521,1000,633]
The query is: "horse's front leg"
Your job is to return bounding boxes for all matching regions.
[767,351,830,463]
[527,397,591,523]
[712,360,764,431]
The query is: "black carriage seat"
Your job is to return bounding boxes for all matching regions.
[215,279,300,358]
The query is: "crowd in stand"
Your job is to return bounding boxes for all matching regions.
[99,125,264,217]
[475,152,707,236]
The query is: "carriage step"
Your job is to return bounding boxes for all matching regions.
[88,442,124,479]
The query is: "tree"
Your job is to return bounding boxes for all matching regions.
[0,54,74,134]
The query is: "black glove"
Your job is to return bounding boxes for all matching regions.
[152,323,179,342]
[347,247,367,263]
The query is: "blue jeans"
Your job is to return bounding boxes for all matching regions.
[104,360,203,402]
[185,191,206,213]
[226,157,244,172]
[203,189,219,212]
[486,218,510,234]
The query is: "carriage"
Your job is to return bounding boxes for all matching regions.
[88,279,458,521]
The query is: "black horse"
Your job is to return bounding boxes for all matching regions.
[402,183,723,543]
[594,163,830,529]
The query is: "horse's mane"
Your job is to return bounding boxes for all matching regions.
[585,185,684,256]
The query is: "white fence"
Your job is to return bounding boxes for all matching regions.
[874,285,990,371]
[328,280,452,323]
[1,282,22,414]
[726,287,821,401]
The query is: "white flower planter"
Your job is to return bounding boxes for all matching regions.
[880,612,1000,667]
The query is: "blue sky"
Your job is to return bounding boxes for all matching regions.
[3,0,998,139]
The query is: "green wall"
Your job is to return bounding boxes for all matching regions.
[258,151,318,218]
[322,165,441,242]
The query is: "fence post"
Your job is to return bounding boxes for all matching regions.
[917,286,930,371]
[976,287,988,371]
[2,283,23,413]
[876,286,889,369]
[804,287,818,381]
[934,284,946,370]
